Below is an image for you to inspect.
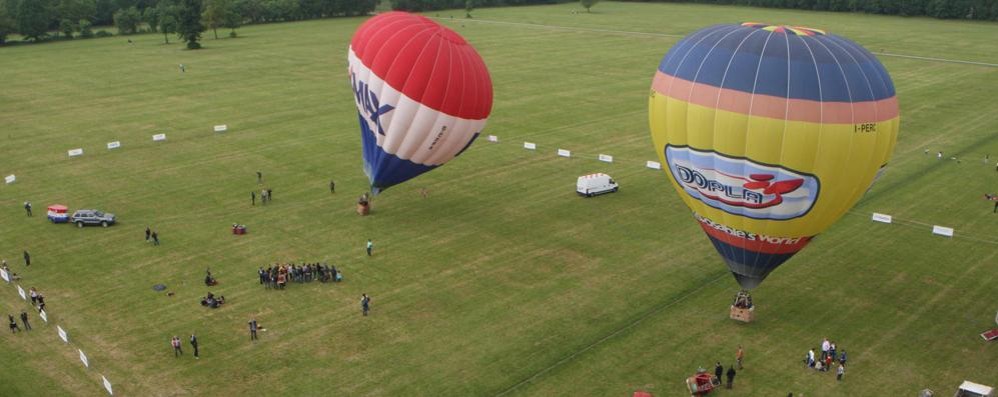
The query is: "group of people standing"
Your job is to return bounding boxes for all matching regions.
[171,334,199,359]
[8,311,31,333]
[258,263,342,289]
[805,337,847,381]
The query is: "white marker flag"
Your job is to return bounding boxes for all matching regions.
[557,149,571,158]
[4,174,14,184]
[68,148,84,157]
[107,141,121,150]
[932,225,954,237]
[39,310,48,323]
[57,325,69,343]
[152,134,166,141]
[102,375,113,395]
[523,142,536,150]
[0,268,9,283]
[646,161,661,170]
[17,285,26,300]
[79,349,90,368]
[598,154,613,163]
[213,124,228,132]
[871,213,893,224]
[487,135,498,143]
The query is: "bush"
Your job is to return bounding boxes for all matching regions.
[95,30,113,37]
[79,20,94,38]
[187,41,201,49]
[229,30,237,38]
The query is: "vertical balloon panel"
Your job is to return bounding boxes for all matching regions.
[649,23,899,290]
[348,12,493,194]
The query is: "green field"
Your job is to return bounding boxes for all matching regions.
[1,2,997,396]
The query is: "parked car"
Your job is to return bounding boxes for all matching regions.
[70,209,116,228]
[577,173,619,197]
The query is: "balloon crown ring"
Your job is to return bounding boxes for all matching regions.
[741,22,826,36]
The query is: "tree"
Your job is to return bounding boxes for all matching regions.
[113,6,141,34]
[58,0,96,26]
[159,13,176,43]
[202,0,230,39]
[465,0,473,18]
[59,18,74,37]
[580,0,598,13]
[78,18,93,37]
[0,0,15,44]
[15,0,51,41]
[177,0,204,49]
[220,0,240,37]
[142,5,158,31]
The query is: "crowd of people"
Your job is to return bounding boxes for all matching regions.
[199,292,226,308]
[804,337,847,381]
[258,262,342,289]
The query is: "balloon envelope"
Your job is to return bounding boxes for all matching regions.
[649,23,899,289]
[348,12,493,194]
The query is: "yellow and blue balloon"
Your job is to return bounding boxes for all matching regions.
[649,23,900,290]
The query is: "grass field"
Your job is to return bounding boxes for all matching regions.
[1,2,997,396]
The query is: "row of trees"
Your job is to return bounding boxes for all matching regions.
[622,0,998,21]
[391,0,570,12]
[0,0,377,45]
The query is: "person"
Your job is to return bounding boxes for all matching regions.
[24,201,32,216]
[994,200,997,213]
[366,239,373,256]
[152,231,160,246]
[821,338,830,360]
[256,171,262,184]
[20,311,30,331]
[736,345,744,369]
[937,151,943,159]
[330,180,335,193]
[266,188,273,201]
[829,342,837,361]
[145,227,151,242]
[251,191,256,206]
[361,294,371,316]
[29,287,39,304]
[839,350,847,366]
[836,363,844,381]
[190,333,199,359]
[179,64,185,73]
[419,187,428,198]
[204,271,217,286]
[249,319,258,341]
[726,366,736,389]
[815,359,823,372]
[172,336,182,356]
[714,362,723,383]
[23,250,30,266]
[807,348,815,368]
[9,314,20,333]
[824,351,833,370]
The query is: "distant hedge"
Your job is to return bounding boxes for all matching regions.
[617,0,998,21]
[391,0,573,13]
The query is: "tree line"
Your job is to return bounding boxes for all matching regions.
[0,0,377,45]
[619,0,998,21]
[391,0,571,13]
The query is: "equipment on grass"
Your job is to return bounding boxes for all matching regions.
[649,22,900,295]
[47,204,69,223]
[685,368,718,396]
[348,12,493,195]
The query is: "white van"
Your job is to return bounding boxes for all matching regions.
[577,173,618,197]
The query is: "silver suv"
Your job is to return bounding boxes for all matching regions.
[70,209,116,228]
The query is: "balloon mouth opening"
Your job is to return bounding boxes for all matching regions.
[732,273,764,290]
[740,22,826,36]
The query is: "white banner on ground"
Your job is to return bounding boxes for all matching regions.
[4,174,14,184]
[0,268,8,283]
[213,124,228,132]
[152,134,166,141]
[57,325,68,343]
[102,375,113,395]
[487,135,498,142]
[68,148,84,157]
[107,141,121,150]
[39,310,48,323]
[523,142,536,150]
[871,213,893,224]
[646,161,661,170]
[17,285,26,300]
[932,225,954,237]
[79,349,90,368]
[557,149,571,158]
[598,154,613,163]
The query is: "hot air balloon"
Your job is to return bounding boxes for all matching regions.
[348,12,493,195]
[649,23,899,296]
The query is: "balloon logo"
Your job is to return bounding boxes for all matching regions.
[649,23,900,290]
[348,12,493,194]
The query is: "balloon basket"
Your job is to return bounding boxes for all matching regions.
[729,305,755,323]
[356,203,370,216]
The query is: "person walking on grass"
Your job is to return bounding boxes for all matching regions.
[172,336,182,356]
[714,362,723,383]
[836,363,845,381]
[330,180,335,193]
[190,333,199,359]
[152,231,160,246]
[366,239,373,257]
[249,319,258,341]
[251,191,256,206]
[256,171,262,184]
[726,366,736,389]
[20,311,30,331]
[736,345,744,369]
[361,294,371,316]
[24,201,32,216]
[145,227,151,242]
[9,314,21,333]
[23,250,30,266]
